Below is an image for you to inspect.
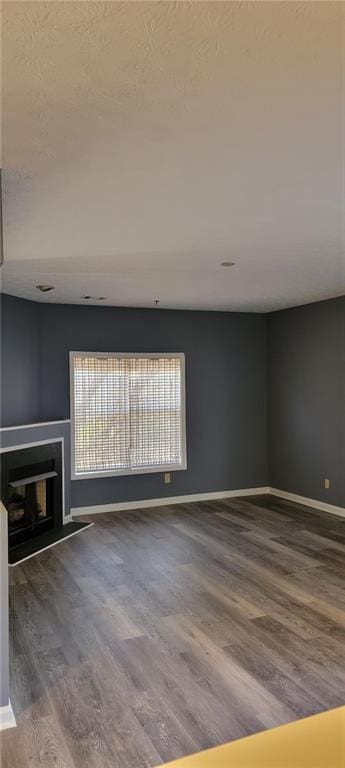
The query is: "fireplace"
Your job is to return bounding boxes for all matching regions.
[1,442,63,554]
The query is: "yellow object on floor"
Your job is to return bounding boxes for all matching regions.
[161,707,345,767]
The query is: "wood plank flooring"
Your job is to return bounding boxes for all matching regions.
[1,494,345,768]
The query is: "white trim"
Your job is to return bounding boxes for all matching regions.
[71,487,269,516]
[0,437,64,453]
[71,486,345,519]
[61,438,66,522]
[69,351,187,480]
[0,437,69,523]
[0,420,70,432]
[269,487,345,519]
[0,502,10,724]
[73,462,187,481]
[64,514,73,524]
[9,523,94,567]
[0,701,16,730]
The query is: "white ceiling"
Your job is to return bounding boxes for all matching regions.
[1,1,344,312]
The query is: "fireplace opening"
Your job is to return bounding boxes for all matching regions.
[7,464,57,546]
[1,442,63,553]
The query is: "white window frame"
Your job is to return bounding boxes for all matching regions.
[69,351,187,480]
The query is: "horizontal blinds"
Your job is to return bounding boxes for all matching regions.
[73,355,129,474]
[72,355,183,476]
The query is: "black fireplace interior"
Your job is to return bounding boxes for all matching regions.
[2,442,63,552]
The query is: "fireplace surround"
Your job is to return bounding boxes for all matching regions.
[1,423,91,565]
[1,441,63,554]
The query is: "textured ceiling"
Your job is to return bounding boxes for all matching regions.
[1,1,344,312]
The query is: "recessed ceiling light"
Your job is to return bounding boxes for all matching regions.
[36,284,55,292]
[80,295,108,301]
[221,261,235,267]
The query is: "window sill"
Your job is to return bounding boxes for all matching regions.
[72,462,187,481]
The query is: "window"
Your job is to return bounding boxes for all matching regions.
[70,352,186,479]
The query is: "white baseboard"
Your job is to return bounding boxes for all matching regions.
[71,487,269,516]
[71,486,345,520]
[63,514,73,524]
[0,700,16,730]
[269,487,345,519]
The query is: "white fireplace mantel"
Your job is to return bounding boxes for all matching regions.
[0,419,70,432]
[0,421,72,526]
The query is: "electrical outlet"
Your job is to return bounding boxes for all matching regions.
[324,478,330,489]
[164,472,171,484]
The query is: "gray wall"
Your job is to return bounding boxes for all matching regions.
[2,293,343,511]
[0,294,40,427]
[268,297,345,507]
[36,303,268,508]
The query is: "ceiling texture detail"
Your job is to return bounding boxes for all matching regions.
[1,1,344,311]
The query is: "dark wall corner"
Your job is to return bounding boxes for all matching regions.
[0,293,41,427]
[267,296,345,507]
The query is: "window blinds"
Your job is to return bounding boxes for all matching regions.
[71,353,185,477]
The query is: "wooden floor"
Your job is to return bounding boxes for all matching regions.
[1,494,345,768]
